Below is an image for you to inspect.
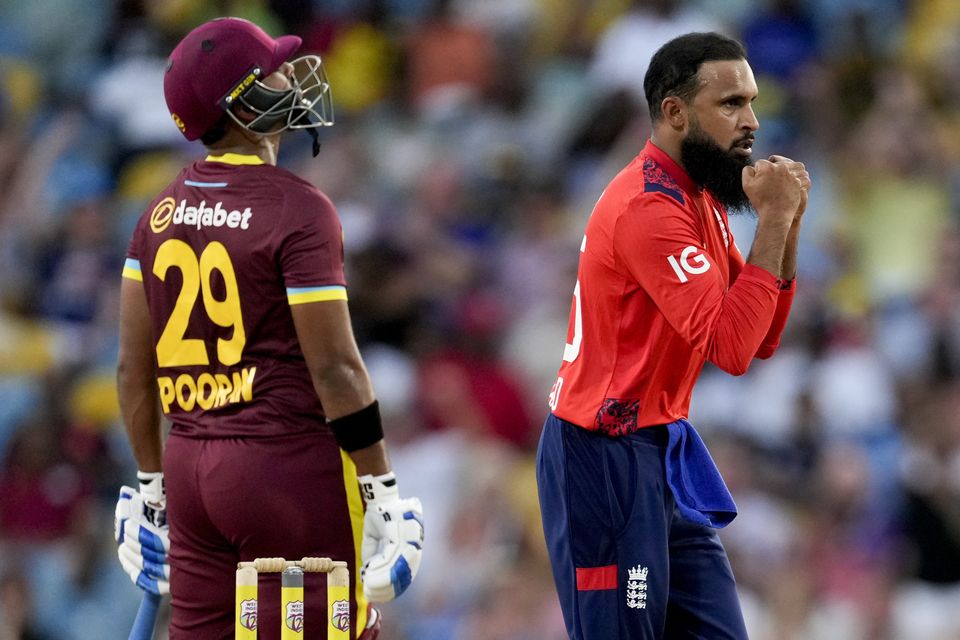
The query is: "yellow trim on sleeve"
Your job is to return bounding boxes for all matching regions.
[287,288,348,305]
[339,450,369,633]
[122,258,144,281]
[205,153,265,166]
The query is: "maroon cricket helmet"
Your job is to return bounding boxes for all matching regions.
[163,17,302,141]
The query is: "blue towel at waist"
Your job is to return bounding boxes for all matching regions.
[664,419,737,528]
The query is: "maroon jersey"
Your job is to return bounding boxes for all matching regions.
[123,153,347,437]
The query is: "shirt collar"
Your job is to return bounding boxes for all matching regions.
[204,153,265,166]
[642,140,700,197]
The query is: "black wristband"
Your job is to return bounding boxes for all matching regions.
[328,401,384,452]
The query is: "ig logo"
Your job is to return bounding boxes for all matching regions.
[667,246,711,283]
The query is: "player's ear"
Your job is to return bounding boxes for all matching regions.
[232,105,257,124]
[661,97,687,131]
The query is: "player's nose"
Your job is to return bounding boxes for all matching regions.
[741,104,759,132]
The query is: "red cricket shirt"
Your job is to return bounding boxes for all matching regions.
[549,141,794,436]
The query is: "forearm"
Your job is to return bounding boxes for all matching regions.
[703,212,792,374]
[292,300,393,476]
[310,359,376,419]
[779,217,802,280]
[755,283,795,359]
[706,157,805,369]
[348,440,391,477]
[746,214,792,277]
[118,363,163,472]
[704,264,781,375]
[751,219,801,359]
[117,278,163,473]
[310,361,391,476]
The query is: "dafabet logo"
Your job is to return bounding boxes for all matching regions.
[150,197,176,233]
[149,198,254,234]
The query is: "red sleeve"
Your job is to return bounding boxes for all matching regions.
[613,193,781,375]
[277,184,346,288]
[724,228,795,359]
[755,280,795,359]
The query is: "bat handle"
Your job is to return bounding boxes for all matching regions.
[128,591,162,640]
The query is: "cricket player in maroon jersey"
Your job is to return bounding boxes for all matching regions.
[536,33,810,639]
[111,18,423,639]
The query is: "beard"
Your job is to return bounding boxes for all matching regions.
[680,126,754,213]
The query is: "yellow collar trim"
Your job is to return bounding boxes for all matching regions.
[205,153,265,166]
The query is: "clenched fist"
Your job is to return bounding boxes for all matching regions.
[742,156,808,226]
[768,155,811,219]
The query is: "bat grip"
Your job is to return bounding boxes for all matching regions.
[128,591,161,640]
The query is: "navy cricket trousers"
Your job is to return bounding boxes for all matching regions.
[536,414,748,639]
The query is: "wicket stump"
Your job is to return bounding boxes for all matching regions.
[235,557,350,639]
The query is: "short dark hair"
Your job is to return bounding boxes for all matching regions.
[200,113,230,147]
[643,32,747,124]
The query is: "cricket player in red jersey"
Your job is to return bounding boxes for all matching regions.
[111,18,424,639]
[537,33,810,639]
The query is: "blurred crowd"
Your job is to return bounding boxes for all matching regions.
[0,0,959,638]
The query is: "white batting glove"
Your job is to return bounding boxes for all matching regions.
[135,471,166,527]
[358,472,424,602]
[114,475,171,596]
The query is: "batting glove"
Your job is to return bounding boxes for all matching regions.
[358,472,424,602]
[115,476,170,596]
[135,470,166,527]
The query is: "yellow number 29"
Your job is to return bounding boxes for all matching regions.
[153,239,246,368]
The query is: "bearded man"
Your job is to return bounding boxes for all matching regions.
[536,32,810,639]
